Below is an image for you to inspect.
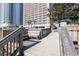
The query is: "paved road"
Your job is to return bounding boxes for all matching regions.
[23,30,60,56]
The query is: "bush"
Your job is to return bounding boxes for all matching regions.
[30,36,38,39]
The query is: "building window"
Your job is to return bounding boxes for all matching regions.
[73,41,78,45]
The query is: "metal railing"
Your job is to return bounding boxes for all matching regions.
[0,26,26,56]
[59,27,77,56]
[40,28,51,39]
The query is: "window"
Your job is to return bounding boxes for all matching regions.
[73,41,78,45]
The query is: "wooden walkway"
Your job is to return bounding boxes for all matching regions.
[23,30,60,56]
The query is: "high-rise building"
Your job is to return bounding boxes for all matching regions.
[12,3,23,26]
[23,3,51,29]
[0,3,23,27]
[0,3,10,27]
[9,3,23,26]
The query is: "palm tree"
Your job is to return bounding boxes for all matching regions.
[27,20,32,29]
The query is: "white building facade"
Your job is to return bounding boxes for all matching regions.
[23,3,51,29]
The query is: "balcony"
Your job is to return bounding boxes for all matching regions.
[0,25,78,56]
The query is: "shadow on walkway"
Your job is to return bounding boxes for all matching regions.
[19,40,41,56]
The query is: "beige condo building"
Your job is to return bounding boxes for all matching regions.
[23,3,51,29]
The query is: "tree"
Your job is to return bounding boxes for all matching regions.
[51,3,79,24]
[27,20,32,29]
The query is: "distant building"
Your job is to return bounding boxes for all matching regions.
[12,3,23,26]
[0,3,23,27]
[23,3,51,29]
[0,3,10,27]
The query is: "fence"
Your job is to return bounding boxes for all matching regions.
[59,27,77,56]
[0,26,26,56]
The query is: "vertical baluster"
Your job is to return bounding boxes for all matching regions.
[11,42,13,54]
[19,34,21,47]
[19,34,21,55]
[18,35,20,47]
[0,49,1,56]
[4,45,7,56]
[6,43,8,56]
[10,41,12,55]
[0,48,3,56]
[2,46,5,56]
[18,34,20,48]
[15,38,17,50]
[18,34,20,47]
[16,36,18,49]
[13,38,15,52]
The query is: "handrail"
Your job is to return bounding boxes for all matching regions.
[0,26,26,56]
[59,27,77,56]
